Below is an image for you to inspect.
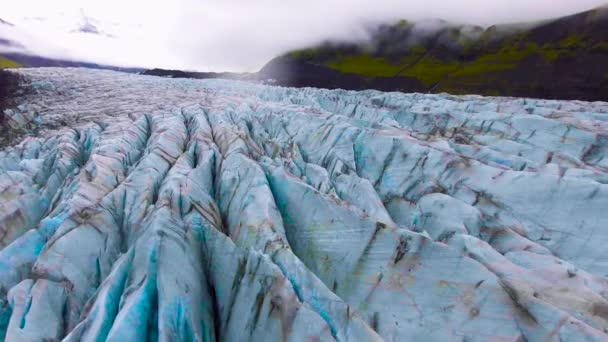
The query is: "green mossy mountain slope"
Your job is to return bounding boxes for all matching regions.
[259,6,608,101]
[0,56,20,68]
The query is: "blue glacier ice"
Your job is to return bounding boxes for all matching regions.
[0,67,607,341]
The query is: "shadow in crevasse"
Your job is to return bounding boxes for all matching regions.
[0,69,30,149]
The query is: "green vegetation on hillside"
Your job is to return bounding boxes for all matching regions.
[326,54,405,77]
[288,49,321,61]
[0,57,21,68]
[303,39,581,87]
[322,53,462,86]
[556,34,584,49]
[272,6,608,100]
[452,45,530,77]
[399,58,459,86]
[322,53,464,86]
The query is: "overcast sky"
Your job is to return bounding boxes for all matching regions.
[2,0,607,71]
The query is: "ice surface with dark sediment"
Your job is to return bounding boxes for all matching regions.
[0,68,608,341]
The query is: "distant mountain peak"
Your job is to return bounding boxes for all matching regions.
[73,10,114,38]
[0,18,14,27]
[0,38,25,49]
[78,19,100,35]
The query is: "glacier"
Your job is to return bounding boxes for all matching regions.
[0,67,607,341]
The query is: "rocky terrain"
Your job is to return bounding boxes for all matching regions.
[0,68,607,341]
[258,6,608,101]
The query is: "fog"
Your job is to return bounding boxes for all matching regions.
[2,0,607,71]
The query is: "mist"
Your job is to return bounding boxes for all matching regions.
[2,0,607,72]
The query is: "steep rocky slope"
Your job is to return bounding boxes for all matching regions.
[259,6,608,101]
[0,68,607,341]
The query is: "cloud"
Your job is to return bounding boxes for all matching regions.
[2,0,607,71]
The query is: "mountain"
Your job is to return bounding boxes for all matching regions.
[0,15,139,72]
[73,11,114,38]
[77,15,102,35]
[0,51,143,72]
[0,68,608,341]
[0,18,13,27]
[258,6,608,101]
